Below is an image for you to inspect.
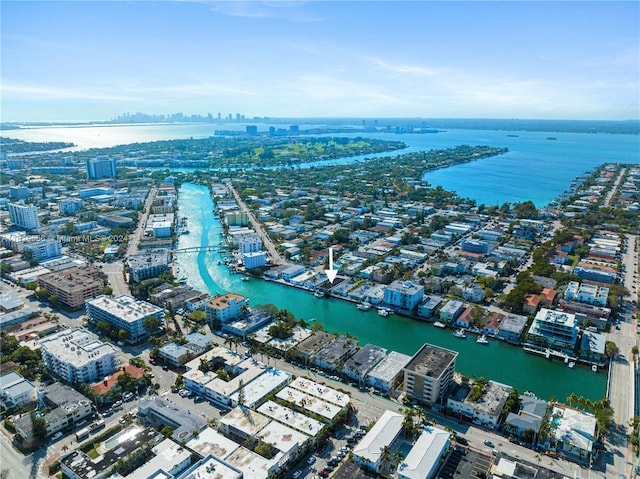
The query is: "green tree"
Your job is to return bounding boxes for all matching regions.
[31,413,47,445]
[144,316,161,335]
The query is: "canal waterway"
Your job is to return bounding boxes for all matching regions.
[175,182,608,402]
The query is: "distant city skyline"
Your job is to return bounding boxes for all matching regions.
[2,1,638,122]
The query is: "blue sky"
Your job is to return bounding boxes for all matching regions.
[1,1,638,121]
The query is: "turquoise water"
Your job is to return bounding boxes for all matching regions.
[176,182,608,401]
[7,124,639,207]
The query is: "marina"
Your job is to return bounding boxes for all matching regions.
[174,177,609,402]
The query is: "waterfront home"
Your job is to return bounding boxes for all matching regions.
[461,285,486,302]
[417,295,443,320]
[482,312,505,336]
[439,299,465,323]
[497,313,528,344]
[578,330,606,363]
[454,305,475,328]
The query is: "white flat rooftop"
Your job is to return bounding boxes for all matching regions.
[353,410,403,465]
[257,420,308,454]
[397,426,450,479]
[289,377,350,407]
[228,367,291,408]
[257,401,324,437]
[127,438,191,479]
[220,407,271,437]
[225,446,274,479]
[181,456,242,479]
[185,427,240,459]
[276,387,341,421]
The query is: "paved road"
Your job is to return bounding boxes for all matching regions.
[224,180,288,266]
[127,186,157,257]
[605,234,639,478]
[603,166,626,208]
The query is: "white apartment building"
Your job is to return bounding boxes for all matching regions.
[24,239,62,260]
[59,198,84,215]
[39,329,120,384]
[244,251,267,270]
[8,203,39,230]
[204,293,248,326]
[403,343,458,405]
[384,280,425,311]
[0,372,36,410]
[85,295,164,344]
[564,281,609,307]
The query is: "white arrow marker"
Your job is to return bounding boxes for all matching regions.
[324,247,338,284]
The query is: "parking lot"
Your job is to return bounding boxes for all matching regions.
[438,446,493,479]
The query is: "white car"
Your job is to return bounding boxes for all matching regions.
[50,431,63,442]
[293,471,303,479]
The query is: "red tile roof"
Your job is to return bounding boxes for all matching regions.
[90,364,145,396]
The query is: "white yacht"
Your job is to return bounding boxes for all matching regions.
[476,334,489,344]
[357,302,372,311]
[453,329,467,339]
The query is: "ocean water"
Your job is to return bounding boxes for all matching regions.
[4,123,639,206]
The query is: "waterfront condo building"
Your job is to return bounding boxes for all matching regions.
[8,202,39,230]
[527,308,579,352]
[383,280,425,311]
[85,294,164,344]
[402,343,458,405]
[204,293,248,326]
[37,266,103,309]
[86,157,117,178]
[39,329,120,384]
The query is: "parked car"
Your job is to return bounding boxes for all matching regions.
[483,440,494,448]
[307,456,316,465]
[50,431,63,442]
[293,470,302,478]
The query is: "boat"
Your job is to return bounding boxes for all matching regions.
[241,276,250,282]
[378,308,391,317]
[314,291,324,298]
[453,329,467,339]
[433,321,446,329]
[476,334,489,344]
[546,137,557,140]
[568,362,575,368]
[357,302,372,311]
[592,365,598,373]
